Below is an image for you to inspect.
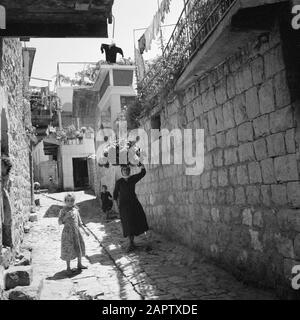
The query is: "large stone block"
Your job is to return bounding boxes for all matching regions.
[253,138,268,161]
[216,132,226,148]
[224,148,238,166]
[271,184,287,206]
[4,266,33,290]
[246,186,260,205]
[215,106,224,133]
[285,129,296,154]
[261,158,276,184]
[269,106,294,134]
[274,154,299,182]
[253,211,263,228]
[207,110,217,135]
[238,122,254,142]
[226,188,235,205]
[215,79,227,105]
[294,234,300,259]
[251,56,264,85]
[258,80,275,114]
[287,182,300,207]
[238,143,255,162]
[204,153,213,170]
[264,45,285,79]
[261,185,271,207]
[211,170,218,188]
[223,101,235,130]
[200,171,211,189]
[211,208,220,223]
[245,87,260,119]
[202,89,216,112]
[277,209,300,232]
[237,165,249,185]
[235,187,246,205]
[242,65,253,91]
[226,128,238,147]
[266,133,286,157]
[226,74,236,99]
[192,97,204,118]
[273,71,291,108]
[253,115,270,138]
[213,149,223,167]
[235,70,245,94]
[218,168,228,187]
[8,286,39,300]
[248,162,262,184]
[185,105,194,123]
[229,166,238,185]
[275,235,295,259]
[242,208,252,226]
[233,94,247,125]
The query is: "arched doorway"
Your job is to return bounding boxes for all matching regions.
[1,107,13,247]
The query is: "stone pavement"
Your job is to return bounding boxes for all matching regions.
[17,191,277,300]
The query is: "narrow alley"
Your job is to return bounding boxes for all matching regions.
[13,191,276,300]
[1,0,300,303]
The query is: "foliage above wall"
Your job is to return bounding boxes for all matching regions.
[50,125,91,143]
[127,34,186,126]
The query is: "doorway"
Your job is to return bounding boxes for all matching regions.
[73,157,89,190]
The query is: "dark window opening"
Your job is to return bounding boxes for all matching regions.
[151,113,161,130]
[73,157,89,190]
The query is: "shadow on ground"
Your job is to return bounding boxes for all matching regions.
[46,269,82,280]
[44,205,63,218]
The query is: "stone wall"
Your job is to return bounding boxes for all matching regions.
[0,38,32,294]
[136,22,300,296]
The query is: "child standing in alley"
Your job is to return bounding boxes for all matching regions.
[58,193,87,275]
[100,185,113,220]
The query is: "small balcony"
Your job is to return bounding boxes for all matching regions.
[138,0,288,97]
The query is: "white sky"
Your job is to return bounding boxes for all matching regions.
[28,0,184,89]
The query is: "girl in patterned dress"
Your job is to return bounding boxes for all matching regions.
[58,193,87,274]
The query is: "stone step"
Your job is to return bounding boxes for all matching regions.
[29,213,38,222]
[14,249,32,267]
[4,266,33,290]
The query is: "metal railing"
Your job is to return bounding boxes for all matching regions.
[139,0,237,97]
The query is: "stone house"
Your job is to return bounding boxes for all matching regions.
[0,38,35,297]
[136,0,300,298]
[92,64,136,196]
[71,63,136,196]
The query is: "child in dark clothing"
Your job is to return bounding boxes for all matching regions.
[100,185,113,220]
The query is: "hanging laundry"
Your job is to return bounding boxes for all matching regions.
[153,11,161,36]
[101,43,124,63]
[160,0,171,23]
[138,34,146,54]
[144,29,152,52]
[138,0,172,54]
[134,48,146,81]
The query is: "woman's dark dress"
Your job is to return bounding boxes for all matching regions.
[113,167,149,237]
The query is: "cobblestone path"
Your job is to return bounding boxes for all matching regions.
[22,191,277,300]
